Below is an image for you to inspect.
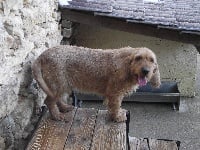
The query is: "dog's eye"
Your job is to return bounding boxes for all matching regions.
[135,56,142,61]
[150,57,154,63]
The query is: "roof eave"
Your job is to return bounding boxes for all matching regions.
[61,9,200,46]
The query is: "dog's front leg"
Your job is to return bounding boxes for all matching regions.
[107,95,127,122]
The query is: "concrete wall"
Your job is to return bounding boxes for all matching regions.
[75,24,198,97]
[0,0,62,149]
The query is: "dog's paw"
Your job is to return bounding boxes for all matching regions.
[110,109,127,122]
[51,113,66,121]
[59,105,74,113]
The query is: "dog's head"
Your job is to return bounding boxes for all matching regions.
[129,47,161,88]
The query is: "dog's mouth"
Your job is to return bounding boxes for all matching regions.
[137,76,147,87]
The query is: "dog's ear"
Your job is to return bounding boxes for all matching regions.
[150,63,161,88]
[117,53,134,80]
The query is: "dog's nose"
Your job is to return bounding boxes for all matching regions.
[142,67,150,76]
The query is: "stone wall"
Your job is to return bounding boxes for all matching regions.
[0,0,62,149]
[75,24,198,97]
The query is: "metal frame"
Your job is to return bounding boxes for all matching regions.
[72,81,180,110]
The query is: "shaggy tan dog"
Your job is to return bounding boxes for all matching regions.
[32,45,161,122]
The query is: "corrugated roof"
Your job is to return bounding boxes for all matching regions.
[59,0,200,32]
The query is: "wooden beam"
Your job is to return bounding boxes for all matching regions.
[64,108,98,150]
[91,110,127,150]
[26,108,77,150]
[61,9,200,46]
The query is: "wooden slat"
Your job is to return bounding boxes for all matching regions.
[91,110,126,150]
[26,108,77,150]
[64,108,98,150]
[129,137,149,150]
[148,139,178,150]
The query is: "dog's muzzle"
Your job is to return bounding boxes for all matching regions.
[137,67,150,87]
[141,67,150,76]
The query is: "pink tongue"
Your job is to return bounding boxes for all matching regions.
[138,77,147,87]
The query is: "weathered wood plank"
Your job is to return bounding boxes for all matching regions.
[148,139,178,150]
[129,136,149,150]
[64,108,98,150]
[91,110,126,150]
[26,108,77,150]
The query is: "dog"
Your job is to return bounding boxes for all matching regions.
[32,45,161,122]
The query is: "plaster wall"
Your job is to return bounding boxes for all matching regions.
[75,24,198,97]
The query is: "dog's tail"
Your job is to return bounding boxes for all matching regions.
[32,58,54,99]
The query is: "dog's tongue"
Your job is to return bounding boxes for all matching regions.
[138,77,147,87]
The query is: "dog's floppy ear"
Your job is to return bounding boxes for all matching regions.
[150,64,161,88]
[116,53,135,80]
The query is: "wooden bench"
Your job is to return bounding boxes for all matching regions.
[26,107,129,150]
[26,107,180,150]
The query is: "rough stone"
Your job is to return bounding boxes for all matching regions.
[2,0,23,15]
[62,27,74,38]
[0,116,15,149]
[0,0,62,149]
[62,19,73,28]
[0,136,5,150]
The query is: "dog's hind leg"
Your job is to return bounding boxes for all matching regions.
[56,90,74,113]
[45,96,65,121]
[57,97,74,113]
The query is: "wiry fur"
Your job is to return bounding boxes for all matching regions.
[32,45,161,122]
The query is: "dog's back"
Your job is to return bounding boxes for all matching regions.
[32,45,128,97]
